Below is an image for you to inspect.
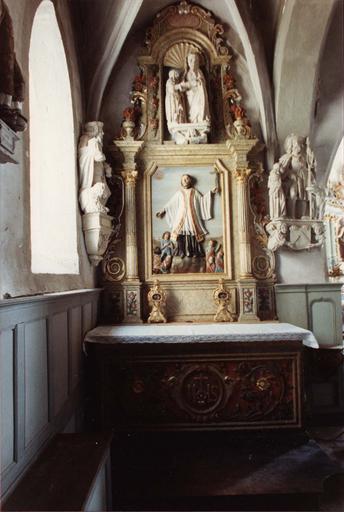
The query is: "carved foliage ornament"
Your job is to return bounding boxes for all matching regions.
[102,250,125,282]
[145,1,229,57]
[248,169,276,280]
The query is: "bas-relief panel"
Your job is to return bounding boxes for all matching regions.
[149,165,228,279]
[0,329,15,473]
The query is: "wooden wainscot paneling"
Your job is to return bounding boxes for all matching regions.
[275,283,343,347]
[0,329,15,475]
[48,312,69,417]
[310,299,340,346]
[0,289,101,499]
[69,306,83,391]
[24,319,49,449]
[82,302,93,336]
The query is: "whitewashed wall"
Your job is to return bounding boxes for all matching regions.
[0,289,101,499]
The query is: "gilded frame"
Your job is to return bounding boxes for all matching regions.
[143,146,233,282]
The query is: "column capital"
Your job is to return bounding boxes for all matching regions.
[233,167,253,184]
[121,169,138,185]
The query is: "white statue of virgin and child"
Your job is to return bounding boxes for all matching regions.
[165,52,210,144]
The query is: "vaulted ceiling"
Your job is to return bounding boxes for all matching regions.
[72,0,344,178]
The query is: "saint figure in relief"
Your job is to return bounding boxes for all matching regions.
[156,174,217,258]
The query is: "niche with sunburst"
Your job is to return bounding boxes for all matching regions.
[120,1,250,145]
[162,42,212,143]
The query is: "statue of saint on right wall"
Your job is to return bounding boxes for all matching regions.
[266,134,325,252]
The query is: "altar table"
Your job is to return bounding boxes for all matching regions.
[85,323,318,432]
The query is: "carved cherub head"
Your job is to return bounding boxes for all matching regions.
[234,119,247,136]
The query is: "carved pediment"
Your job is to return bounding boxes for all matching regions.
[145,0,229,61]
[116,0,253,145]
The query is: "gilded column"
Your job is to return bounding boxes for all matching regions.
[227,138,260,322]
[122,169,139,280]
[113,140,144,323]
[234,168,253,278]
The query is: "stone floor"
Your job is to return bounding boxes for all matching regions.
[112,427,344,511]
[309,426,344,511]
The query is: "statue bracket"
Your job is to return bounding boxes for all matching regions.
[266,219,325,252]
[82,212,114,266]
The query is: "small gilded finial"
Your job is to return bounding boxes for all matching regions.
[147,280,167,323]
[213,279,235,322]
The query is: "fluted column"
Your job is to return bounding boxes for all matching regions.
[234,168,253,278]
[113,140,144,323]
[227,138,260,322]
[122,170,139,280]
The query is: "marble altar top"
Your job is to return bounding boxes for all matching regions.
[84,322,319,348]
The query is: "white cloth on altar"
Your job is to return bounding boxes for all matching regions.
[164,187,212,241]
[85,322,319,349]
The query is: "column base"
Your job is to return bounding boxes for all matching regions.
[238,279,260,322]
[122,281,143,324]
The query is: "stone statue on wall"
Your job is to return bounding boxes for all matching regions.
[266,134,326,252]
[278,134,309,218]
[78,121,112,215]
[268,163,286,220]
[0,0,27,132]
[165,51,210,144]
